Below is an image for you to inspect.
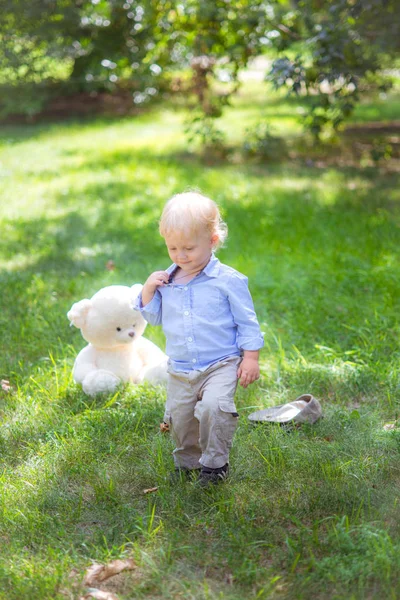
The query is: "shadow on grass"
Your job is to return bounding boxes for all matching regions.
[0,385,173,549]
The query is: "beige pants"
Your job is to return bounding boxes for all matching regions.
[164,357,241,470]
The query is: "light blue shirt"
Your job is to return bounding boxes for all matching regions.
[135,254,264,372]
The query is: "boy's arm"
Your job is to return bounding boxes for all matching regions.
[134,270,170,326]
[226,272,264,387]
[134,291,162,326]
[227,273,264,349]
[133,271,169,325]
[142,270,169,305]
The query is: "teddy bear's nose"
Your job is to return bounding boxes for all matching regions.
[128,331,135,337]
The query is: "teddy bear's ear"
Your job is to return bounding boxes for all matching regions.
[130,283,143,301]
[67,299,92,329]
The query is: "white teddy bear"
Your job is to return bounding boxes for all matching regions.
[67,284,168,396]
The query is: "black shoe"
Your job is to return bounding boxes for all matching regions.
[199,463,229,486]
[169,467,201,483]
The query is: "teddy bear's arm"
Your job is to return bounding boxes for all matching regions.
[135,337,168,384]
[136,337,166,365]
[73,345,98,383]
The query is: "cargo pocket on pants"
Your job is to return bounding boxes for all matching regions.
[216,398,239,450]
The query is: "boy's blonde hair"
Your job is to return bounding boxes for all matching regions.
[159,191,228,248]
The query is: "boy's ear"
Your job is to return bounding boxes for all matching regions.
[211,234,219,246]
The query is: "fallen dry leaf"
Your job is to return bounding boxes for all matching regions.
[1,379,11,392]
[84,565,105,586]
[68,568,80,580]
[83,559,136,586]
[143,487,158,494]
[383,422,397,431]
[80,589,119,600]
[105,260,116,271]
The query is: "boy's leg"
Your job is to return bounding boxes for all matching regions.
[166,372,202,470]
[194,357,241,470]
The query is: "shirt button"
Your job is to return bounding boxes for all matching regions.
[192,359,197,363]
[184,311,189,316]
[183,286,188,291]
[187,337,193,342]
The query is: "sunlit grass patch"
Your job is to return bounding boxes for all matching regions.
[351,88,400,124]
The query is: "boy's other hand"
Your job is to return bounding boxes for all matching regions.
[237,356,260,388]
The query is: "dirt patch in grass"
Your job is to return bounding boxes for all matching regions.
[285,123,400,173]
[3,91,140,124]
[344,121,400,134]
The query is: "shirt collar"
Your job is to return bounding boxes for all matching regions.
[203,253,220,278]
[166,253,221,279]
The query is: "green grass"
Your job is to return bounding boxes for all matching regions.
[1,85,400,599]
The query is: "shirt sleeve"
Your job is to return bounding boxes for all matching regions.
[133,290,162,326]
[227,272,264,351]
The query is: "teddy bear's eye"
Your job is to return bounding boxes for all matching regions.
[116,327,121,332]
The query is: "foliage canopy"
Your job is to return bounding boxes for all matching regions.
[0,0,399,134]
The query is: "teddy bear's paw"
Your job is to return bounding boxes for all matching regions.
[82,370,121,396]
[141,360,169,386]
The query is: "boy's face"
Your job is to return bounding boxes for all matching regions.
[164,231,217,273]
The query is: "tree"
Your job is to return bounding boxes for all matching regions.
[267,0,400,136]
[0,0,81,115]
[0,0,173,115]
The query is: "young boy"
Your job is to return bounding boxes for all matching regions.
[135,191,264,485]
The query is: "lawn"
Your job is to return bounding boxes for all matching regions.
[1,84,400,599]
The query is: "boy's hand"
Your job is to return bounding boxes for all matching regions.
[237,352,260,388]
[144,271,169,293]
[142,270,169,306]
